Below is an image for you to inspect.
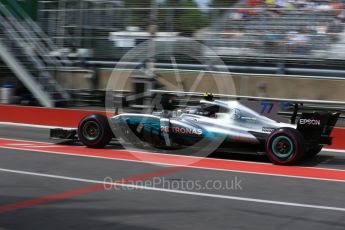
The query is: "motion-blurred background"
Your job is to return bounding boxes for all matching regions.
[0,0,345,108]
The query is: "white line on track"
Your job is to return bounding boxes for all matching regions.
[0,167,345,212]
[0,138,273,166]
[5,142,60,148]
[0,138,61,145]
[2,137,344,167]
[7,143,34,146]
[1,122,345,154]
[2,137,345,171]
[0,122,74,129]
[7,143,54,147]
[26,145,65,148]
[323,148,345,153]
[1,143,345,182]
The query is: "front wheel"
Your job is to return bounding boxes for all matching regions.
[265,128,305,165]
[78,114,112,148]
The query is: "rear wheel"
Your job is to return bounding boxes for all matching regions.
[78,114,112,148]
[266,128,305,165]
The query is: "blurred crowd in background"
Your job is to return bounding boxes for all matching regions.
[34,0,345,59]
[221,0,345,55]
[1,0,345,107]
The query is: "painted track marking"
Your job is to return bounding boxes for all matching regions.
[1,139,345,182]
[1,167,345,212]
[323,148,345,153]
[0,166,182,214]
[0,121,74,129]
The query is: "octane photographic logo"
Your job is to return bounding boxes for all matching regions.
[105,37,236,166]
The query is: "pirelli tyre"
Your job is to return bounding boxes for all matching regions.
[265,128,305,165]
[305,145,323,158]
[78,114,112,148]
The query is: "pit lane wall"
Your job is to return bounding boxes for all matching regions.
[55,69,345,102]
[0,104,344,150]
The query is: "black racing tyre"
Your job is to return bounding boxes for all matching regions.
[305,145,323,158]
[265,127,305,165]
[78,114,112,148]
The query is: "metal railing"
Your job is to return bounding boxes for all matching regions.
[6,0,71,66]
[0,2,71,106]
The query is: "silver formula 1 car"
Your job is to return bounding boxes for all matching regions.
[51,92,342,165]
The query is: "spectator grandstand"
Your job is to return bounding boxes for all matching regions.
[36,0,345,61]
[1,0,345,107]
[203,0,345,58]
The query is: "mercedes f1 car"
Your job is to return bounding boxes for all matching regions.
[50,92,342,165]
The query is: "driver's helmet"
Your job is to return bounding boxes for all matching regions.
[203,92,214,101]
